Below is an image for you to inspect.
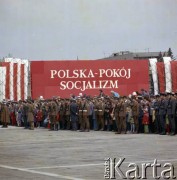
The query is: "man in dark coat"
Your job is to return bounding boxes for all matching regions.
[27,101,34,130]
[59,100,65,129]
[70,99,78,130]
[158,93,167,135]
[154,94,161,134]
[165,92,176,135]
[64,99,71,130]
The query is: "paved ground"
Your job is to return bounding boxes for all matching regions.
[0,127,177,180]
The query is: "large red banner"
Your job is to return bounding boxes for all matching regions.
[31,60,149,99]
[171,61,177,92]
[157,62,165,93]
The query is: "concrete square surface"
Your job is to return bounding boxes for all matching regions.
[0,127,177,180]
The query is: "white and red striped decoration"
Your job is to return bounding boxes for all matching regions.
[21,59,29,100]
[163,57,172,93]
[149,58,159,95]
[0,58,30,101]
[1,62,10,100]
[150,57,175,93]
[0,67,6,101]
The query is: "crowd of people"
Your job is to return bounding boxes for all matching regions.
[0,89,177,136]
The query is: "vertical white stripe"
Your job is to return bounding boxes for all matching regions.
[149,58,158,95]
[9,61,14,100]
[22,59,29,100]
[163,57,172,92]
[0,67,6,101]
[16,59,21,101]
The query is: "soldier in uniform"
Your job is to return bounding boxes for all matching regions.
[64,99,71,130]
[59,99,65,129]
[154,94,161,134]
[77,97,83,130]
[131,98,139,133]
[92,98,98,130]
[116,97,126,134]
[27,100,34,130]
[104,100,112,131]
[158,93,167,135]
[97,98,105,130]
[114,98,120,133]
[80,98,90,132]
[48,100,58,131]
[22,101,29,129]
[0,102,10,128]
[165,92,176,135]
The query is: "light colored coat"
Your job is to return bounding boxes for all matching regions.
[0,105,10,123]
[27,104,34,122]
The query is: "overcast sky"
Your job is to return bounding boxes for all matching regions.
[0,0,177,60]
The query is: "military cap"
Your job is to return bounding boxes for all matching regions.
[71,99,76,102]
[137,95,143,99]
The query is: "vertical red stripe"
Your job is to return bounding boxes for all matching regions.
[157,62,165,93]
[171,61,177,92]
[5,63,10,100]
[30,69,33,99]
[21,64,25,100]
[1,62,10,99]
[13,63,18,101]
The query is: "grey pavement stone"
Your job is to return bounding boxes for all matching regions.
[0,127,177,179]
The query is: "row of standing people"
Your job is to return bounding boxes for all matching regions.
[1,92,177,136]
